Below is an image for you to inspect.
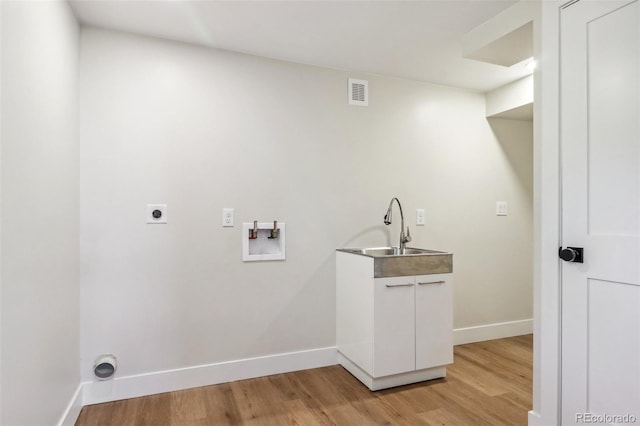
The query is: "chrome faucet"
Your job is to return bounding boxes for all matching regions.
[384,197,411,252]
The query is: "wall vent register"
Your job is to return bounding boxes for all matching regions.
[348,78,369,106]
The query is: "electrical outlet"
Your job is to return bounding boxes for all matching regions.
[416,209,425,226]
[147,204,167,224]
[496,201,508,216]
[222,208,234,227]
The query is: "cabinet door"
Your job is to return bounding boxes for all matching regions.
[373,276,416,377]
[415,274,453,370]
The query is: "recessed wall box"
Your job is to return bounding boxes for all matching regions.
[242,222,286,261]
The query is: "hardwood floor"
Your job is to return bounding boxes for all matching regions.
[76,334,532,426]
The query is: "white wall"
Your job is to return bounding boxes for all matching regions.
[1,1,80,425]
[79,28,533,384]
[486,75,533,118]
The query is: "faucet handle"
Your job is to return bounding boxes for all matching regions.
[405,227,412,243]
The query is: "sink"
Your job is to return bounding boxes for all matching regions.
[339,247,447,257]
[337,247,453,277]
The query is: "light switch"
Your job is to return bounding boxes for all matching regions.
[416,209,425,226]
[496,201,508,216]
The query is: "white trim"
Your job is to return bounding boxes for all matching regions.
[532,1,563,425]
[528,410,544,426]
[82,346,337,405]
[453,319,533,345]
[0,1,3,422]
[57,384,83,426]
[62,328,538,416]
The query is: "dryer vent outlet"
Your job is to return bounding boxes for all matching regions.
[94,354,117,380]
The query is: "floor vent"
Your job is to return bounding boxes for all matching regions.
[348,78,368,106]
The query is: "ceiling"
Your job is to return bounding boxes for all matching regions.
[70,0,532,92]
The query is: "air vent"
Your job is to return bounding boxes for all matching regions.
[348,78,368,106]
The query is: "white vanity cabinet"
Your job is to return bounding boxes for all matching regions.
[336,250,453,390]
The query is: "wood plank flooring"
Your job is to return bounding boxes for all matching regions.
[76,334,532,426]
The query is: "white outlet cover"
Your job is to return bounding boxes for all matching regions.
[496,201,508,216]
[416,209,425,226]
[147,204,167,224]
[222,208,234,227]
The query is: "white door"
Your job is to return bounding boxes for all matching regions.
[561,1,640,424]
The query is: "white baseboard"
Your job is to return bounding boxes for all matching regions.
[57,383,83,426]
[528,410,545,426]
[82,346,337,405]
[66,325,533,413]
[454,319,533,345]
